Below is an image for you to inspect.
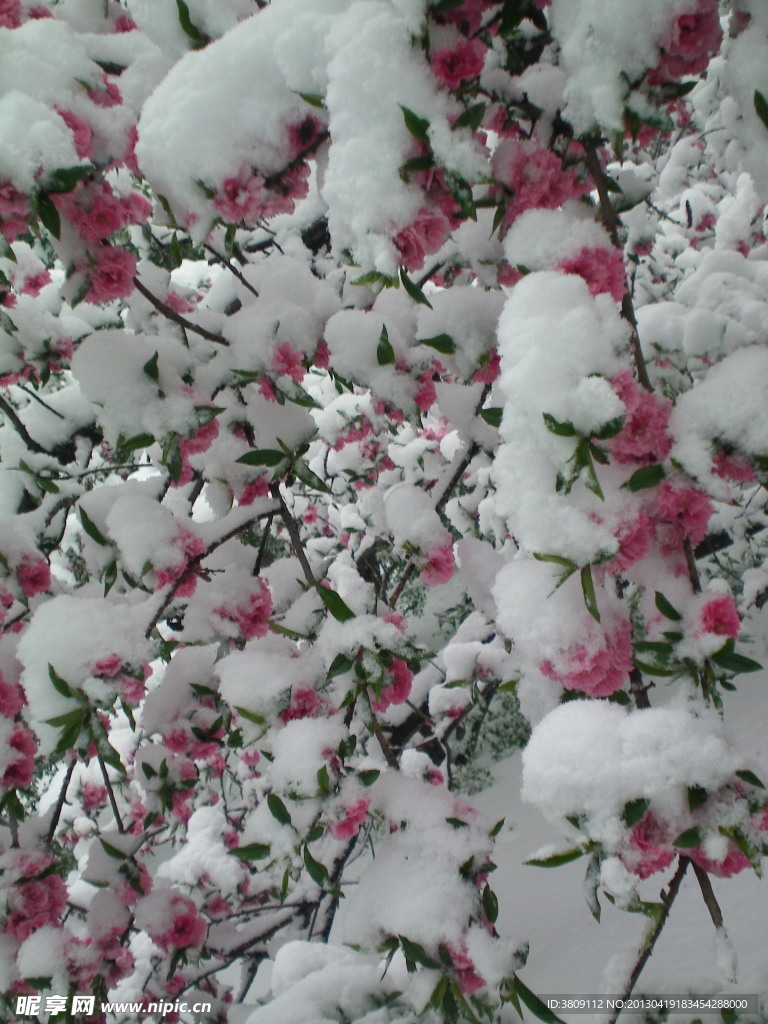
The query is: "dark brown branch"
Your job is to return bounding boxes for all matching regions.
[97,751,125,834]
[46,757,77,843]
[629,667,652,710]
[690,860,724,930]
[204,244,260,298]
[607,857,689,1024]
[133,276,229,346]
[582,139,653,392]
[270,484,316,588]
[0,394,48,453]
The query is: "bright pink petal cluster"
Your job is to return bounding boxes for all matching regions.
[371,658,413,713]
[153,895,207,951]
[431,39,486,89]
[610,371,672,465]
[329,797,370,840]
[560,246,625,302]
[650,0,723,82]
[394,207,452,272]
[698,595,740,638]
[622,812,675,879]
[653,481,713,556]
[88,247,137,304]
[491,141,587,231]
[214,580,273,640]
[419,542,455,586]
[541,620,633,697]
[16,555,51,597]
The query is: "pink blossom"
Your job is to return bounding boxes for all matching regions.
[238,477,270,505]
[688,843,750,878]
[55,108,93,160]
[271,342,305,382]
[560,246,625,302]
[699,595,741,638]
[214,164,268,223]
[114,14,137,32]
[431,39,486,89]
[394,208,452,272]
[420,542,455,586]
[16,555,51,597]
[491,141,587,232]
[286,115,324,158]
[280,687,325,723]
[472,348,501,383]
[180,418,220,458]
[2,724,36,789]
[0,0,21,29]
[81,783,108,812]
[650,0,722,83]
[154,895,207,951]
[447,945,486,995]
[0,675,23,717]
[329,797,370,840]
[622,812,675,879]
[712,451,756,483]
[214,580,273,640]
[120,192,153,225]
[87,75,122,108]
[314,338,331,369]
[541,620,633,697]
[609,511,652,574]
[371,658,413,713]
[7,871,68,942]
[88,246,136,303]
[124,124,141,175]
[610,371,672,465]
[654,481,713,556]
[75,192,125,243]
[414,371,437,413]
[19,269,51,297]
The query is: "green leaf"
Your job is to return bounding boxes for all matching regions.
[622,797,649,827]
[350,270,395,288]
[592,416,624,440]
[45,165,92,194]
[357,769,381,786]
[735,768,765,789]
[100,839,126,860]
[316,584,356,623]
[228,842,271,861]
[672,826,702,849]
[543,413,576,437]
[399,935,439,969]
[119,432,155,452]
[293,459,331,494]
[525,847,586,868]
[754,90,768,131]
[303,845,331,887]
[452,102,486,132]
[328,653,354,679]
[399,267,433,308]
[79,507,108,546]
[533,552,578,571]
[377,324,395,365]
[580,565,601,623]
[235,449,287,467]
[489,817,505,838]
[711,648,763,674]
[36,192,61,238]
[514,975,566,1024]
[142,351,159,382]
[479,407,503,428]
[624,464,665,491]
[267,793,292,827]
[655,591,682,621]
[48,664,73,699]
[445,169,477,221]
[176,0,208,46]
[45,709,87,729]
[401,155,435,176]
[234,706,266,727]
[482,884,498,924]
[418,333,456,355]
[296,91,326,109]
[0,234,16,262]
[399,105,430,141]
[316,764,331,796]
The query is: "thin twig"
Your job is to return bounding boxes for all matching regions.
[204,244,260,298]
[254,514,274,577]
[133,276,229,346]
[582,139,653,392]
[97,751,125,834]
[690,860,724,929]
[19,385,65,419]
[270,484,316,587]
[629,667,652,710]
[0,394,48,453]
[366,689,400,770]
[607,857,689,1024]
[46,757,77,843]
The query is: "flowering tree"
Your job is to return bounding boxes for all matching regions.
[1,0,768,1022]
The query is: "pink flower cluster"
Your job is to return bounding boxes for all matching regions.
[653,481,713,557]
[560,246,626,303]
[0,0,21,30]
[650,0,723,83]
[541,620,633,697]
[394,207,452,272]
[151,894,207,952]
[154,529,207,595]
[431,39,486,89]
[447,945,486,995]
[491,140,587,232]
[419,541,455,586]
[609,371,672,465]
[371,658,413,713]
[15,554,51,598]
[0,181,29,242]
[697,594,741,639]
[279,687,327,724]
[214,157,311,226]
[214,579,273,640]
[4,852,68,942]
[329,797,370,840]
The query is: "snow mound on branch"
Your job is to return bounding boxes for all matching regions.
[522,701,743,847]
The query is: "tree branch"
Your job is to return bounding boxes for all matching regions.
[133,276,229,346]
[270,484,316,588]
